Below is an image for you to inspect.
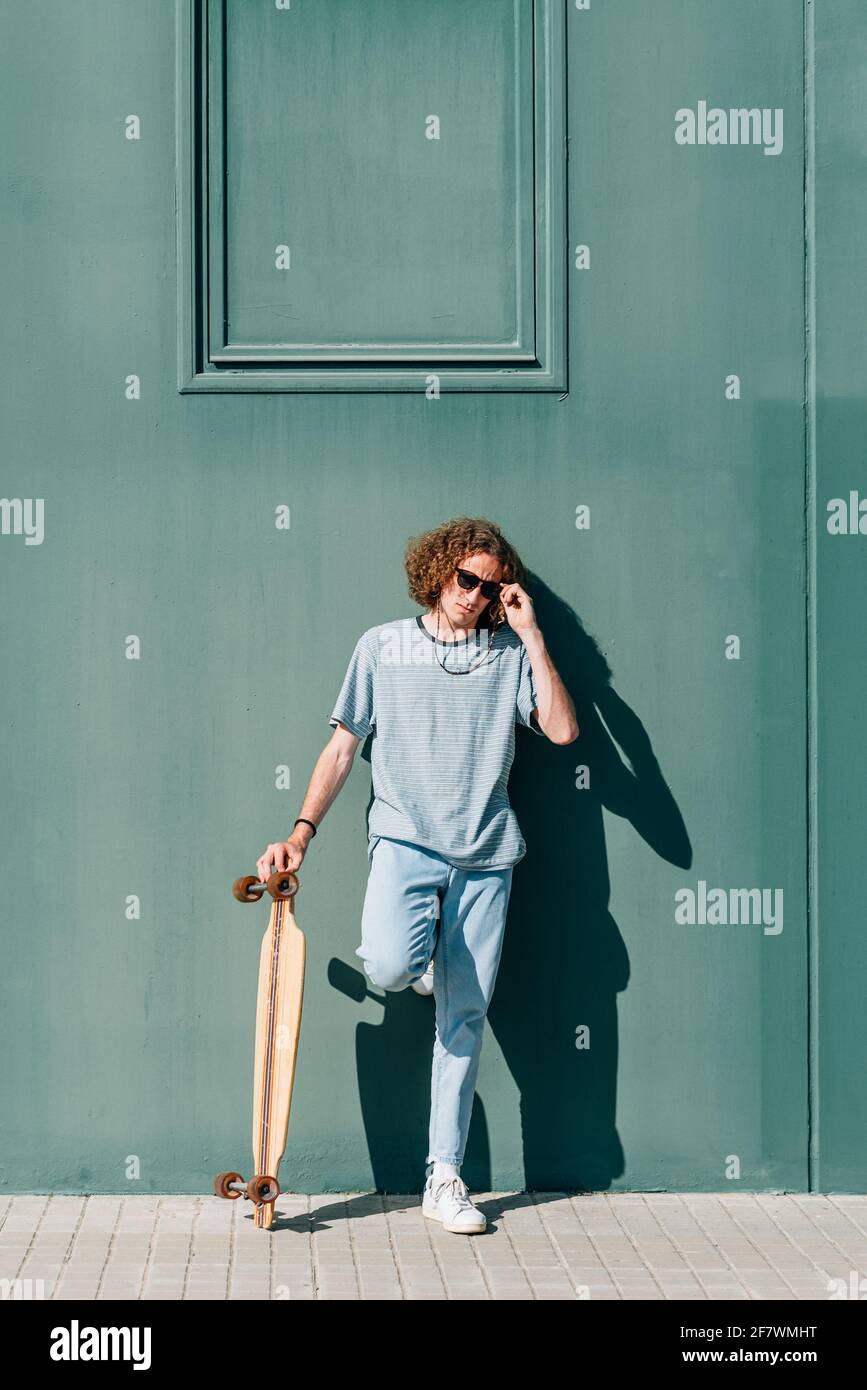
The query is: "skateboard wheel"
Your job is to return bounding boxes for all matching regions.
[247,1174,280,1204]
[214,1171,245,1200]
[266,870,299,901]
[233,875,266,903]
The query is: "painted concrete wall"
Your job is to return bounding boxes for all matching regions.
[812,0,867,1193]
[0,1,860,1195]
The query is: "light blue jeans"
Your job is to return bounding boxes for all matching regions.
[356,836,513,1167]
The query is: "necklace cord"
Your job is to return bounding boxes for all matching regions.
[433,601,499,674]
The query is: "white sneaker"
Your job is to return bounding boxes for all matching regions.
[411,958,434,996]
[422,1173,486,1234]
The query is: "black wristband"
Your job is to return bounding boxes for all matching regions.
[294,817,317,838]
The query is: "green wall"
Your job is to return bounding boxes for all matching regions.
[813,0,867,1192]
[0,1,862,1195]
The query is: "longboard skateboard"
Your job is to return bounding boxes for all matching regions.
[214,868,306,1229]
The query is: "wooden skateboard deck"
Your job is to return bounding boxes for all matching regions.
[214,869,305,1229]
[251,889,305,1228]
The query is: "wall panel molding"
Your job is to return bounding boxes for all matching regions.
[176,0,567,393]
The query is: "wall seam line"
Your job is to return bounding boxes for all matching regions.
[803,0,818,1194]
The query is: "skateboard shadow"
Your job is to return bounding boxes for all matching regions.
[330,576,691,1194]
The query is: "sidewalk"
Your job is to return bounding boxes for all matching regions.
[2,1193,865,1301]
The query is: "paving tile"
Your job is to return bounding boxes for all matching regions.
[2,1193,864,1301]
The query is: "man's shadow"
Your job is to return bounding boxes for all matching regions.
[482,575,692,1191]
[329,575,691,1193]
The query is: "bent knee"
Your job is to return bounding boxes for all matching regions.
[359,948,425,992]
[364,959,414,991]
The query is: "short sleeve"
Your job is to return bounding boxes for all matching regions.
[329,633,376,740]
[516,643,544,735]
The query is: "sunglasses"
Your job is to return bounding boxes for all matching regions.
[455,567,503,602]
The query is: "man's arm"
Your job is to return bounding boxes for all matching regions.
[521,627,579,745]
[257,723,360,880]
[499,582,579,746]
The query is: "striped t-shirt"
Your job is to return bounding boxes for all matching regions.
[329,615,543,870]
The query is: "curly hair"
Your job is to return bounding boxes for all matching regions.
[404,517,527,629]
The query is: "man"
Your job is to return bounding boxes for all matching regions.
[257,517,578,1233]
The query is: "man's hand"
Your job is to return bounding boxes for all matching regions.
[257,836,306,883]
[500,582,539,636]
